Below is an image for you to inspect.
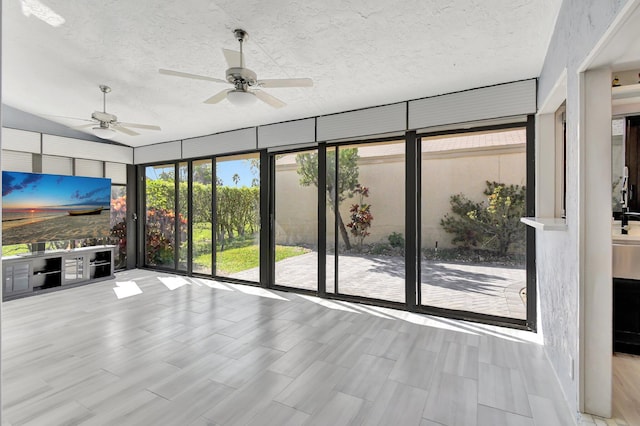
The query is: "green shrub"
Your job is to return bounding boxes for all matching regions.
[370,242,393,255]
[440,181,526,256]
[145,179,260,249]
[388,232,404,248]
[346,185,373,250]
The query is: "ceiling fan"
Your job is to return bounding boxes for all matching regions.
[159,29,313,108]
[57,85,161,139]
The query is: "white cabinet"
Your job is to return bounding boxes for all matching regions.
[4,262,31,295]
[2,246,115,300]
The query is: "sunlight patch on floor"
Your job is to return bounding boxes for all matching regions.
[336,302,397,319]
[158,276,189,290]
[297,294,361,313]
[228,283,289,301]
[113,281,142,299]
[189,277,234,291]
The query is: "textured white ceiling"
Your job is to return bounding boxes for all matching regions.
[2,0,562,147]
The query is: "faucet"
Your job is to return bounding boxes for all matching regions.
[622,166,630,234]
[619,166,640,234]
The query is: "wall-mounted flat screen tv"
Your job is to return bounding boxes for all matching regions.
[2,171,112,246]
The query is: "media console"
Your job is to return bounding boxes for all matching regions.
[2,245,115,301]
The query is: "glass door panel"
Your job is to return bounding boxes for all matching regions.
[326,147,336,294]
[273,149,318,291]
[215,153,260,282]
[192,159,213,275]
[145,164,176,268]
[419,127,527,319]
[177,162,189,272]
[110,185,127,270]
[332,141,406,303]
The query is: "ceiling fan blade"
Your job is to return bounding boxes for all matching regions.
[118,122,161,131]
[254,90,286,109]
[257,78,313,88]
[204,89,231,104]
[43,114,94,123]
[72,123,96,129]
[222,48,244,68]
[159,68,228,84]
[112,125,139,136]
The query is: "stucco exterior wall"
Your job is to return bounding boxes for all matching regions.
[274,162,318,247]
[274,145,526,249]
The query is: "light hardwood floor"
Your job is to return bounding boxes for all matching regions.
[2,269,575,425]
[613,353,640,425]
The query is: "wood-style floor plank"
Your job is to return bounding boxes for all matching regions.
[613,353,640,425]
[1,269,582,425]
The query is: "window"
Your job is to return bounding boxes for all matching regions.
[555,103,567,218]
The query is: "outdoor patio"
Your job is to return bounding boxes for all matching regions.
[231,252,526,320]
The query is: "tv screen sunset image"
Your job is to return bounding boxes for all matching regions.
[2,171,111,245]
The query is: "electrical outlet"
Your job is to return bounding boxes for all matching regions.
[568,355,574,380]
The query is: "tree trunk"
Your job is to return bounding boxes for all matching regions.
[218,232,225,251]
[326,189,352,250]
[337,212,352,250]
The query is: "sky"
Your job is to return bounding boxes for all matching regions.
[216,160,256,186]
[146,159,257,187]
[2,171,111,210]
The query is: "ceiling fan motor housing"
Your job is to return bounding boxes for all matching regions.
[226,67,257,87]
[92,111,117,123]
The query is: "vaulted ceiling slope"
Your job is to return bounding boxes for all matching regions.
[2,0,562,147]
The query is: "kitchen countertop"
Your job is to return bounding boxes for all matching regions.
[612,221,640,244]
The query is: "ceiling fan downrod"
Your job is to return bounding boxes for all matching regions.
[233,29,247,69]
[99,84,111,113]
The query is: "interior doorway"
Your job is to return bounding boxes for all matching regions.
[613,113,640,424]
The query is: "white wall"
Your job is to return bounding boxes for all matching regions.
[537,0,631,419]
[1,128,130,193]
[582,68,614,418]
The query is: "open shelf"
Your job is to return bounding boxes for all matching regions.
[31,257,62,289]
[89,249,112,279]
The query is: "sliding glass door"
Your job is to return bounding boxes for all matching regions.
[419,126,528,320]
[144,164,180,269]
[215,153,261,282]
[191,159,213,275]
[144,155,260,283]
[327,141,406,303]
[139,122,533,328]
[272,149,318,291]
[177,162,189,272]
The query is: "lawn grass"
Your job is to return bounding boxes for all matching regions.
[2,244,31,256]
[191,224,310,274]
[194,244,309,274]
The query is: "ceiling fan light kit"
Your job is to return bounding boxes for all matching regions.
[92,125,116,139]
[226,89,257,106]
[159,28,313,108]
